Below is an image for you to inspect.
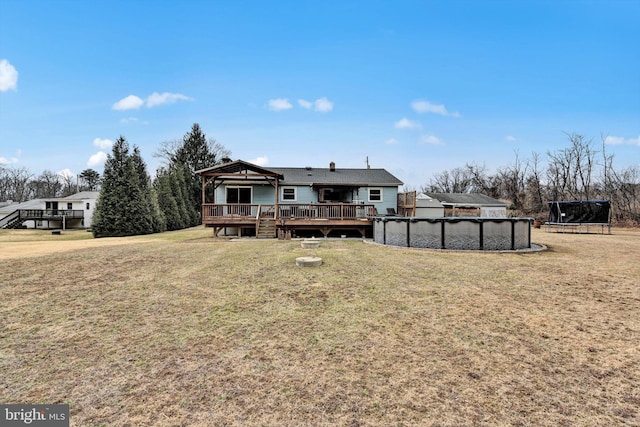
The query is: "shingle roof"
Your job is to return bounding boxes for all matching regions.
[195,160,403,186]
[425,193,507,207]
[268,167,403,186]
[62,191,99,200]
[0,199,43,215]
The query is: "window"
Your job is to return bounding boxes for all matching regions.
[319,187,351,202]
[368,188,383,202]
[86,203,90,210]
[281,187,297,201]
[67,203,73,210]
[226,187,252,204]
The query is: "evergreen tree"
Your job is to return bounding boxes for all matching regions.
[154,168,183,231]
[131,147,162,234]
[93,136,158,237]
[156,123,230,225]
[170,164,191,228]
[78,169,101,191]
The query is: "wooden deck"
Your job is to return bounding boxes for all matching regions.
[202,203,377,237]
[0,209,85,229]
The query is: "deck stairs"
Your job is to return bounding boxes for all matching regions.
[256,217,277,239]
[0,210,23,229]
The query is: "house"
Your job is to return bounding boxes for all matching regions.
[424,193,508,218]
[196,160,403,237]
[0,191,99,229]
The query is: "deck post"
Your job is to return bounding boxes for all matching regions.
[201,175,206,221]
[275,179,279,219]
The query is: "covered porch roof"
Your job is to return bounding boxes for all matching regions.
[196,160,284,181]
[196,160,284,204]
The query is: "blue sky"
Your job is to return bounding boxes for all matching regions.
[1,0,638,188]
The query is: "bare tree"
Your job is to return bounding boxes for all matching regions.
[464,163,498,196]
[524,152,545,213]
[0,166,34,202]
[422,167,473,193]
[29,170,62,198]
[59,171,76,197]
[546,133,598,201]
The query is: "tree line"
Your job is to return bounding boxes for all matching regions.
[3,129,637,232]
[0,123,230,237]
[92,123,230,237]
[0,167,101,201]
[421,133,640,224]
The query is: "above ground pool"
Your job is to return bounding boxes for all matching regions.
[373,217,533,251]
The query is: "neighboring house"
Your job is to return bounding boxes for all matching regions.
[424,193,508,218]
[396,191,445,217]
[0,191,99,229]
[196,160,403,237]
[414,193,446,217]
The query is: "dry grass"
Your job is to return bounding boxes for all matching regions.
[1,227,639,426]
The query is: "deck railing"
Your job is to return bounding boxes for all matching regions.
[19,209,84,219]
[0,209,85,229]
[202,203,377,221]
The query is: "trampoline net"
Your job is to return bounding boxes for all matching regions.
[548,200,610,224]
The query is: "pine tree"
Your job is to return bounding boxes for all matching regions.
[154,168,183,231]
[130,146,159,235]
[156,123,230,225]
[93,137,159,237]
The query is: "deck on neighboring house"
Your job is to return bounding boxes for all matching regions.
[202,203,377,237]
[0,209,85,229]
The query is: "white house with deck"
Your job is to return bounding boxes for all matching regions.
[0,191,99,229]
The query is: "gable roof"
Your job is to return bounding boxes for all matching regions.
[269,167,403,187]
[425,193,507,207]
[0,199,43,215]
[196,160,403,187]
[195,160,283,179]
[416,193,445,208]
[62,191,99,200]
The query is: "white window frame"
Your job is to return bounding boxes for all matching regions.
[368,188,383,203]
[281,186,297,202]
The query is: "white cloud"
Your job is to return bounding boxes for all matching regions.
[112,92,192,111]
[629,136,640,146]
[268,98,293,111]
[394,117,421,130]
[248,156,269,166]
[93,138,114,149]
[420,134,444,145]
[88,151,108,167]
[605,135,640,146]
[384,138,400,145]
[0,149,21,164]
[112,95,144,111]
[0,156,19,164]
[298,99,313,109]
[0,59,18,92]
[120,117,138,123]
[58,168,74,179]
[411,99,460,117]
[146,91,193,108]
[505,135,517,142]
[314,97,333,113]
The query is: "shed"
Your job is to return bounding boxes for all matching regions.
[414,193,445,217]
[425,193,508,218]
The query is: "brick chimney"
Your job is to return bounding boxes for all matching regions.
[330,161,335,172]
